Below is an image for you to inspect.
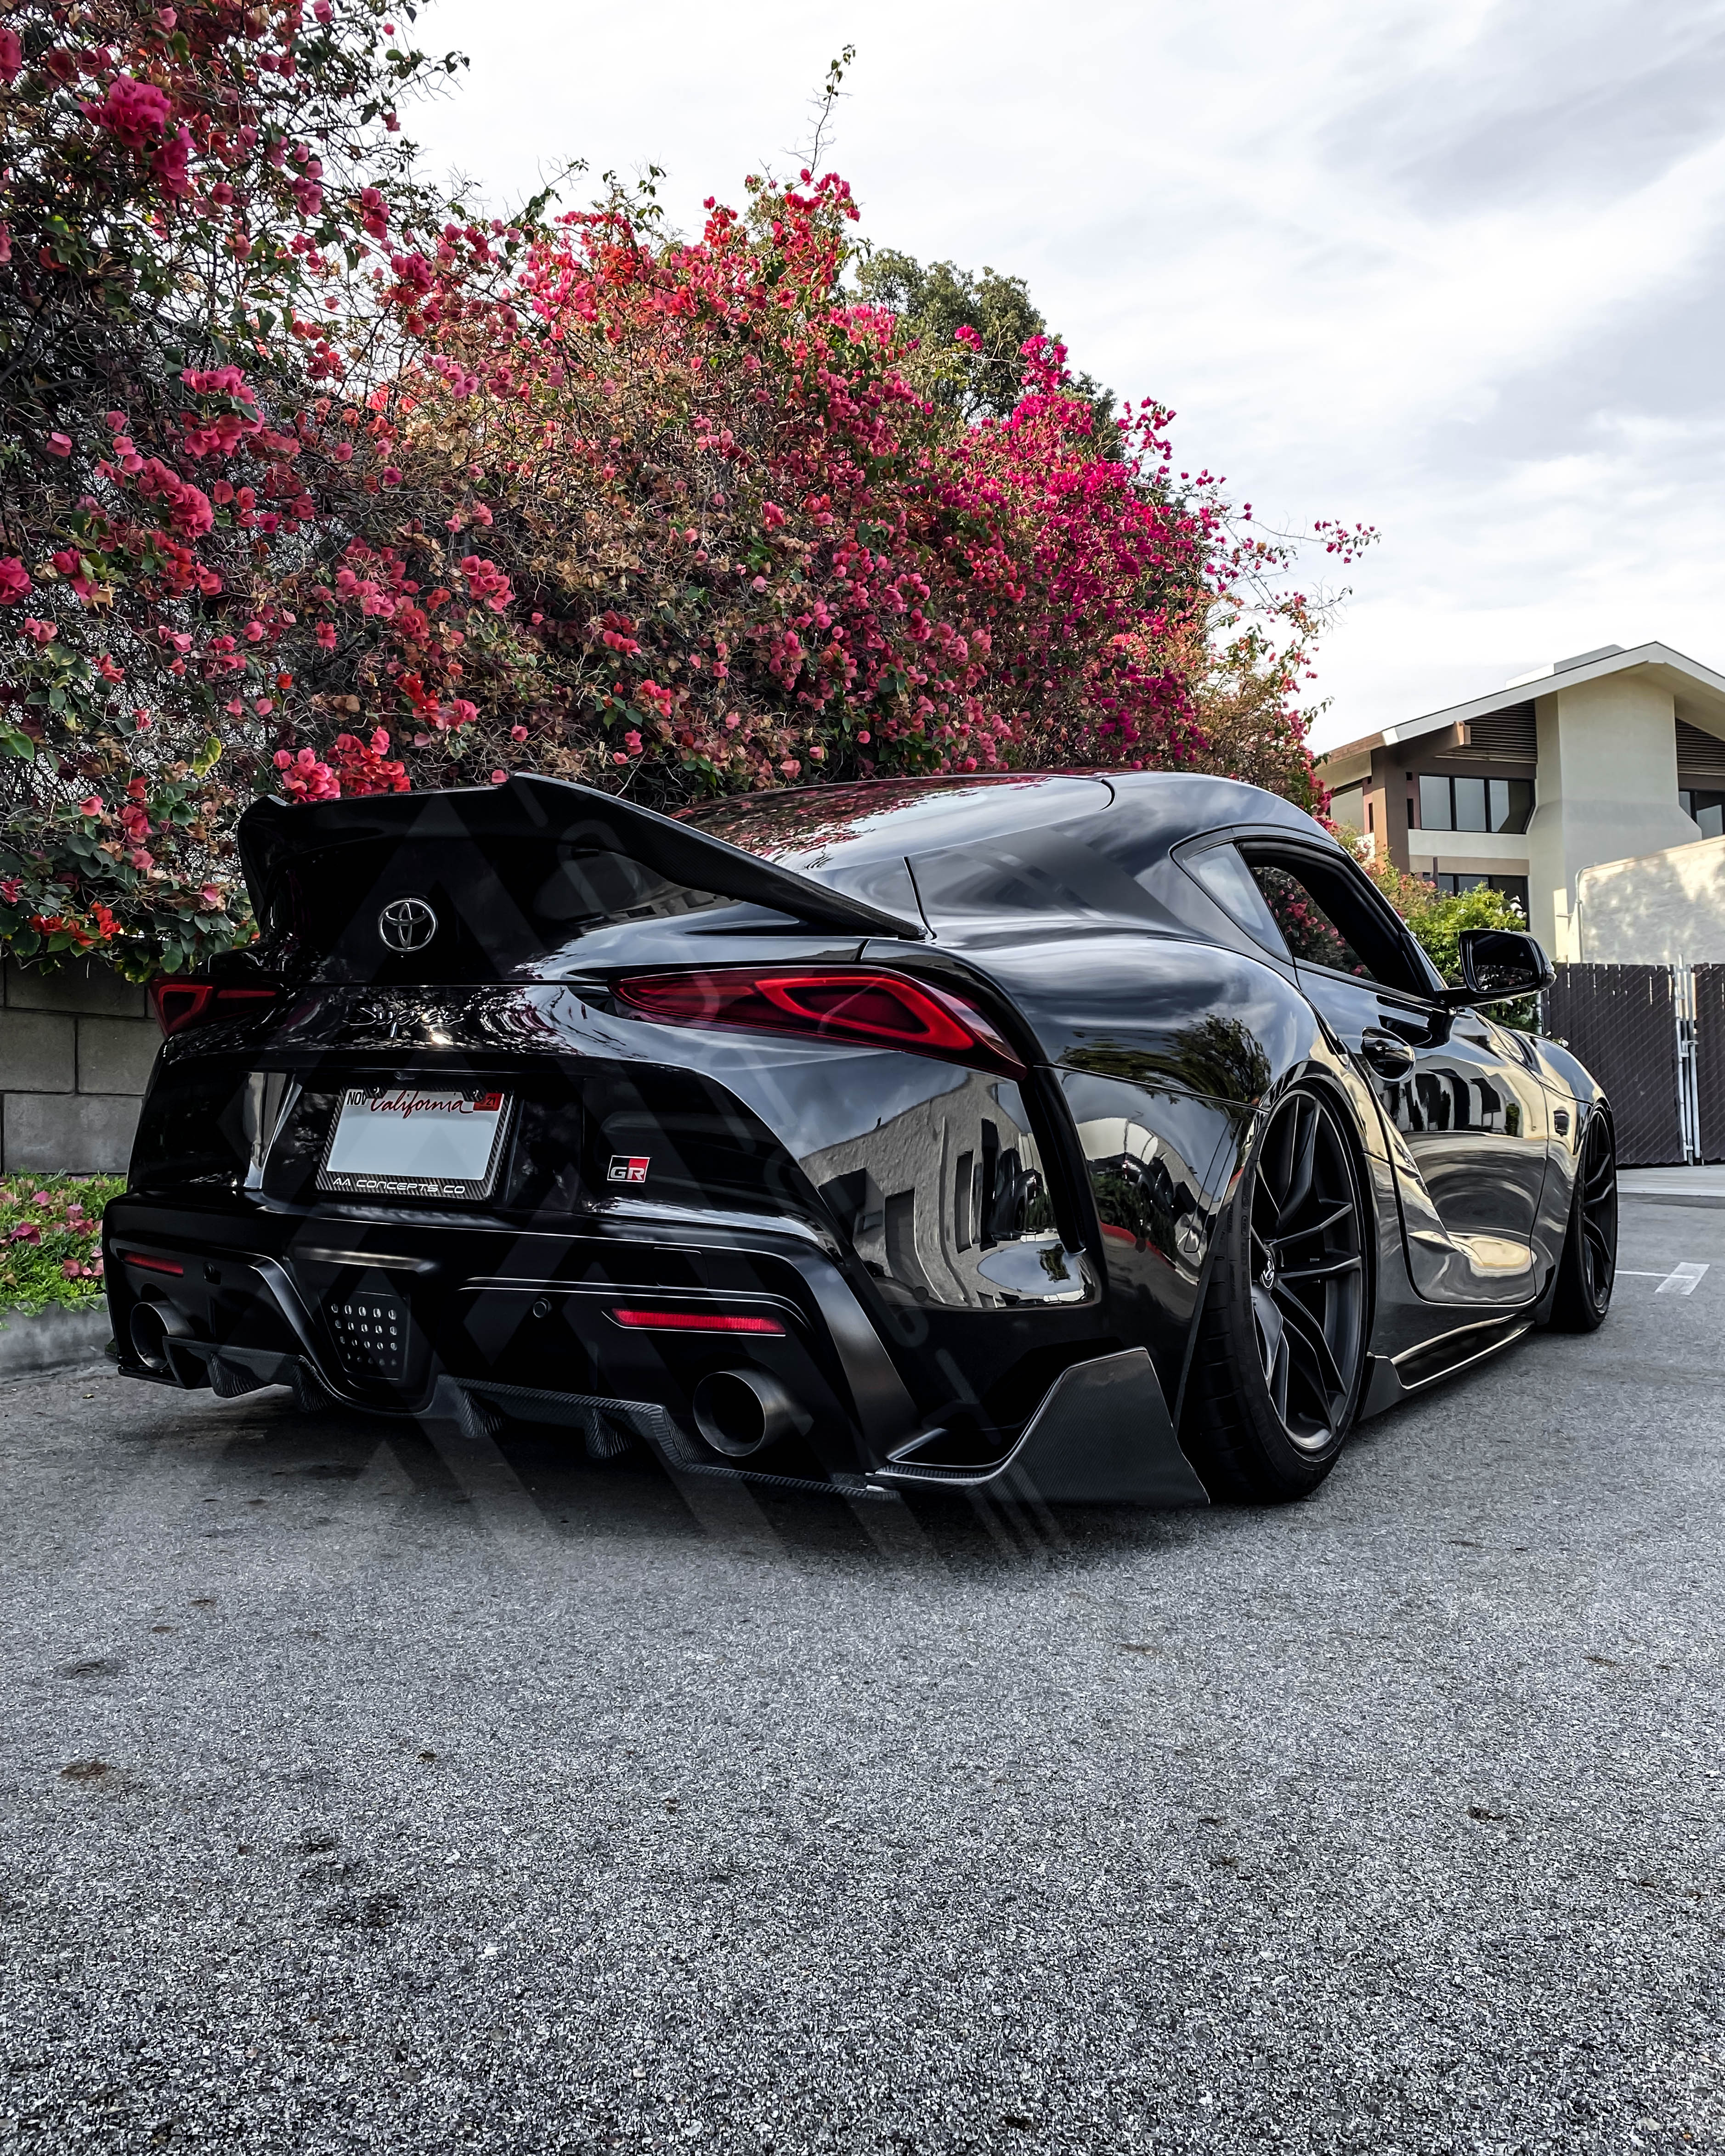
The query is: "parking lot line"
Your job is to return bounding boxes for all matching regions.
[1614,1263,1711,1291]
[1656,1261,1710,1295]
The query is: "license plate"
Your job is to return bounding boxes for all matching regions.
[317,1086,512,1199]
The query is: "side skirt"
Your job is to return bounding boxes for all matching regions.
[1359,1313,1534,1419]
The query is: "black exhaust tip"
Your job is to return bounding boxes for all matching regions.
[691,1368,809,1459]
[129,1303,175,1376]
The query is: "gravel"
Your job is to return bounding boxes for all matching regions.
[2,1194,1724,2155]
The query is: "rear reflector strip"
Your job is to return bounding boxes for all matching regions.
[609,1308,786,1336]
[122,1253,184,1275]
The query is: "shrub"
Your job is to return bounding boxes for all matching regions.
[0,1174,121,1312]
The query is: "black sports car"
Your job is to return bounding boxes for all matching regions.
[105,769,1618,1505]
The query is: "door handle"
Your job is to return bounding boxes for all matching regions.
[1359,1028,1416,1079]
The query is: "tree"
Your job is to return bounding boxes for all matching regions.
[854,248,1116,448]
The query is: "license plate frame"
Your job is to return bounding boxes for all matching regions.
[316,1085,514,1200]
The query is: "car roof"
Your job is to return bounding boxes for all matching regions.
[681,768,1324,873]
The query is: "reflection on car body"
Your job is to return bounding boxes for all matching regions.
[105,768,1618,1507]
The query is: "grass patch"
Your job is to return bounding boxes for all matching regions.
[0,1174,122,1315]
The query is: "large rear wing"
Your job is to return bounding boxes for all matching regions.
[238,773,927,972]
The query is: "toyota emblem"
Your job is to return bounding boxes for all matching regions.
[378,896,438,953]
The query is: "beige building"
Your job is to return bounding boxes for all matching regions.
[1316,641,1725,962]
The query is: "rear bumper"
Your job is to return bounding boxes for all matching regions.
[104,1197,1207,1505]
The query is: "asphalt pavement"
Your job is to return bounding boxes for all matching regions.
[3,1193,1724,2155]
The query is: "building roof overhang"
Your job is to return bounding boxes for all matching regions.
[1316,641,1725,776]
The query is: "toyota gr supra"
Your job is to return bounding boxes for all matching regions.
[104,769,1618,1505]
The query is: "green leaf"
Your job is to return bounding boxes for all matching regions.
[192,736,224,775]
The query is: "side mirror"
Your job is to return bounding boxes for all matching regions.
[1442,928,1555,1006]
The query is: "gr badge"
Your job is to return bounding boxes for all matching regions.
[608,1156,650,1185]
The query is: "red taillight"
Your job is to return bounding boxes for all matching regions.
[610,1308,786,1335]
[122,1253,184,1275]
[149,980,278,1038]
[612,967,1022,1073]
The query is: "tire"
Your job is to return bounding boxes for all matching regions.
[1182,1084,1371,1503]
[1547,1107,1616,1332]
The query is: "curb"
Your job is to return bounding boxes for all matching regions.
[0,1304,114,1377]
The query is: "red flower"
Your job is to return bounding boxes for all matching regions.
[0,559,31,606]
[86,77,173,152]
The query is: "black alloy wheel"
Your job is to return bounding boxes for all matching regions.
[1248,1089,1368,1452]
[1550,1108,1617,1331]
[1184,1084,1371,1502]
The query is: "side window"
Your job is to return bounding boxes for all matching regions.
[1240,847,1428,996]
[1248,862,1371,976]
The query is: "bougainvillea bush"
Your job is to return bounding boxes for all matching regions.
[0,0,1369,979]
[0,0,469,974]
[0,1175,121,1312]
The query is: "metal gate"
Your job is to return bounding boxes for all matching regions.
[1693,964,1725,1162]
[1543,965,1681,1167]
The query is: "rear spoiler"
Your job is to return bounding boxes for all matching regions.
[238,773,927,942]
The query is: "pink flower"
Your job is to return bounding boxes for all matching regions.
[9,1222,40,1246]
[46,432,72,457]
[509,724,528,742]
[152,124,192,198]
[490,769,507,784]
[61,1259,83,1281]
[0,27,21,83]
[78,795,103,817]
[0,558,31,606]
[272,746,339,801]
[198,884,225,910]
[135,458,213,537]
[623,729,642,754]
[87,76,172,151]
[32,1191,52,1207]
[22,617,57,645]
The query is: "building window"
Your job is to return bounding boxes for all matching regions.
[1328,784,1365,834]
[1680,788,1725,839]
[1416,775,1533,834]
[1422,871,1529,915]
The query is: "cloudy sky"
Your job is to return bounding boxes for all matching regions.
[404,0,1725,749]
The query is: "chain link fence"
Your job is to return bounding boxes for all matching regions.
[1542,964,1683,1167]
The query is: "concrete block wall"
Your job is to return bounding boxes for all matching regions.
[0,959,159,1174]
